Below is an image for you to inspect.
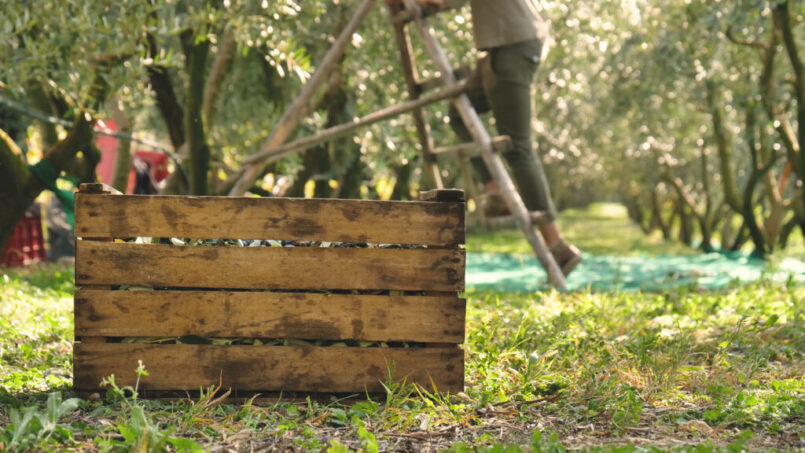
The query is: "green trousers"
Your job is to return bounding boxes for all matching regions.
[449,39,556,221]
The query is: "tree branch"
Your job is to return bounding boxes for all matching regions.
[146,32,186,150]
[42,114,95,171]
[775,1,804,83]
[181,29,211,195]
[24,82,60,147]
[760,9,802,177]
[202,26,237,131]
[774,0,805,200]
[0,128,33,252]
[0,128,28,193]
[725,26,769,50]
[705,80,742,212]
[661,169,705,224]
[109,98,133,191]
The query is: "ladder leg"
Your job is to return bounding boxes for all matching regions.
[401,0,566,289]
[389,4,444,189]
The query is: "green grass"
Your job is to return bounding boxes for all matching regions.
[0,263,73,395]
[1,205,804,452]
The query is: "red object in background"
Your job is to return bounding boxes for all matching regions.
[1,211,46,267]
[95,120,170,194]
[127,151,169,193]
[95,119,119,185]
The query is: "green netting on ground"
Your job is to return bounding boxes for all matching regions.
[466,251,805,292]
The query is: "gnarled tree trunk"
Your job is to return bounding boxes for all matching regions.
[0,117,96,252]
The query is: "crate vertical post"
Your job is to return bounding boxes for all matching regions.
[418,189,467,392]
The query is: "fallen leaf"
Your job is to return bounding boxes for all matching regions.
[678,420,713,436]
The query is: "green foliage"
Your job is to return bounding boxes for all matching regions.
[97,362,205,452]
[0,392,81,452]
[0,1,310,107]
[328,439,353,453]
[3,0,803,244]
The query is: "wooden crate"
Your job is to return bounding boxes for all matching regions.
[73,184,465,395]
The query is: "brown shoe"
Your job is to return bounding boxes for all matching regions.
[550,241,583,276]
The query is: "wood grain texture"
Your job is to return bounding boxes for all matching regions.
[75,289,465,342]
[73,343,464,393]
[76,242,465,291]
[75,194,465,246]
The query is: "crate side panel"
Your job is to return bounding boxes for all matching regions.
[75,289,465,342]
[75,242,464,291]
[73,343,464,393]
[75,194,464,246]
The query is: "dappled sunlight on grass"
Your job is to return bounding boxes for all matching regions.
[1,263,74,395]
[464,285,804,446]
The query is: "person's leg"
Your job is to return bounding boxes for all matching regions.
[483,40,581,274]
[482,40,556,225]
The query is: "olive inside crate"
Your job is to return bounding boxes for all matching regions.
[73,184,466,395]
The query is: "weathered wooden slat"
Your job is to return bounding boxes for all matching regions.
[75,289,465,342]
[73,343,464,393]
[75,194,465,246]
[76,242,465,291]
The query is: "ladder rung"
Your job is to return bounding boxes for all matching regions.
[415,66,472,95]
[432,135,512,156]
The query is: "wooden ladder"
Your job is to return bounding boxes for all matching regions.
[389,0,567,289]
[229,0,566,289]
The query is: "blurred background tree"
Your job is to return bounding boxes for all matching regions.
[1,0,803,255]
